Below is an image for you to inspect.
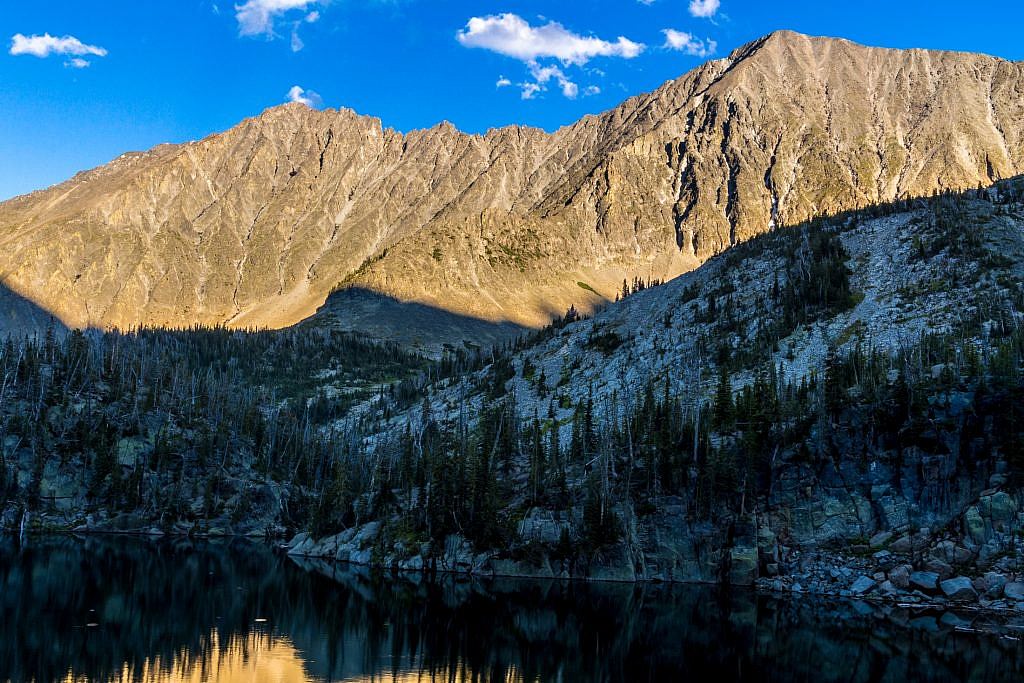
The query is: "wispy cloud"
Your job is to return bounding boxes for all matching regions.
[524,62,578,99]
[10,33,107,59]
[287,85,323,108]
[688,0,721,19]
[458,13,639,100]
[235,0,323,49]
[662,29,716,57]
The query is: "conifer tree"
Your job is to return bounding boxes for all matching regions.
[713,366,734,431]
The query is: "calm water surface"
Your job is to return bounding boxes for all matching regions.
[0,536,1022,682]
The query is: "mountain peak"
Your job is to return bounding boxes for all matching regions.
[740,28,1017,64]
[1,36,1022,344]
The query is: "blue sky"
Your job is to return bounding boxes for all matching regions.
[2,1,1023,201]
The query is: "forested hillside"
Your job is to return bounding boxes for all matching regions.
[288,178,1024,606]
[0,326,438,534]
[3,178,1024,608]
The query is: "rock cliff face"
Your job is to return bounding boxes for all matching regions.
[1,31,1023,340]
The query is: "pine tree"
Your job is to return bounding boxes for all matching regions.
[713,366,734,431]
[823,349,845,421]
[529,410,545,504]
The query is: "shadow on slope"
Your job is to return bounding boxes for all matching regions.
[312,286,533,357]
[0,276,530,359]
[0,279,67,338]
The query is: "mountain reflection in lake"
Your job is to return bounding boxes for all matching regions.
[0,537,1021,683]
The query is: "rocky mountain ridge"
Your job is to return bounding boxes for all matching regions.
[1,31,1023,347]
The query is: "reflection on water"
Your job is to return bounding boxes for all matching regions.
[66,631,311,683]
[1,536,1022,683]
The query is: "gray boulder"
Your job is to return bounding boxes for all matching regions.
[931,540,957,563]
[910,571,940,591]
[851,576,877,595]
[924,558,954,580]
[940,576,978,601]
[889,565,911,590]
[964,506,987,546]
[830,567,852,581]
[982,572,1008,596]
[1004,582,1024,601]
[980,491,1017,525]
[869,531,893,548]
[889,535,913,553]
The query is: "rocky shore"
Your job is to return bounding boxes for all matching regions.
[753,487,1024,613]
[283,481,1024,615]
[10,440,1022,618]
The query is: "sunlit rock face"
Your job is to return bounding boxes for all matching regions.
[1,31,1023,341]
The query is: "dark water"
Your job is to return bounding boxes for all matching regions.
[1,537,1022,682]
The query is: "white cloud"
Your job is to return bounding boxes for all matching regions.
[235,0,320,37]
[287,85,323,108]
[457,13,643,66]
[305,10,320,23]
[584,85,601,96]
[9,33,107,59]
[525,61,580,99]
[519,82,542,100]
[688,0,721,19]
[459,14,632,102]
[662,29,717,57]
[65,58,91,69]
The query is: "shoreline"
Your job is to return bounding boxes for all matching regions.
[13,527,1024,627]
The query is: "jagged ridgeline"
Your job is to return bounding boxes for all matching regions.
[1,31,1024,348]
[4,179,1023,595]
